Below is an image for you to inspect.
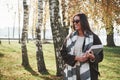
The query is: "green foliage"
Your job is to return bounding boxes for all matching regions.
[0,41,120,80]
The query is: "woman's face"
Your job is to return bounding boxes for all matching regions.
[73,16,81,31]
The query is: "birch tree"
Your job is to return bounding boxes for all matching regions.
[21,0,29,67]
[36,0,47,74]
[49,0,67,76]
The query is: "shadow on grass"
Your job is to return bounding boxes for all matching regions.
[23,65,39,76]
[23,65,50,75]
[23,65,63,80]
[0,52,4,57]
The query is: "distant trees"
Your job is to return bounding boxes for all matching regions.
[18,0,21,43]
[43,0,48,41]
[60,0,120,46]
[100,0,120,46]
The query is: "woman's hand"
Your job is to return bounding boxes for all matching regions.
[75,54,88,62]
[86,51,95,60]
[75,51,95,62]
[86,50,96,62]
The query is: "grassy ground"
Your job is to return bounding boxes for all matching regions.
[0,41,120,80]
[99,46,120,80]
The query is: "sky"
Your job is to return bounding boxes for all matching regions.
[0,0,18,29]
[0,2,11,28]
[0,0,20,38]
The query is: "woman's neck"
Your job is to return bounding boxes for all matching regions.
[78,30,84,37]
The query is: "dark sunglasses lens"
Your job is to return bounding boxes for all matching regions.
[76,20,80,23]
[73,20,80,23]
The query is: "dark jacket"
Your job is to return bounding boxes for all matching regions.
[60,33,104,80]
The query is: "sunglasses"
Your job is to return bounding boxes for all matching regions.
[73,20,80,24]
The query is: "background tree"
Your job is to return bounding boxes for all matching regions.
[42,0,48,41]
[8,27,10,44]
[31,0,38,39]
[60,0,69,34]
[6,3,11,44]
[13,12,16,39]
[87,0,120,46]
[18,0,21,43]
[21,0,29,67]
[100,0,120,46]
[36,0,47,74]
[49,0,67,76]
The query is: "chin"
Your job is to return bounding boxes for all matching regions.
[75,27,78,29]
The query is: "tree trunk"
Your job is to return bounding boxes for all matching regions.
[101,0,116,46]
[0,40,1,44]
[18,0,21,43]
[36,0,47,74]
[49,0,67,76]
[43,0,47,41]
[21,0,29,67]
[13,12,16,38]
[107,34,115,46]
[106,25,115,46]
[60,0,65,27]
[8,27,10,44]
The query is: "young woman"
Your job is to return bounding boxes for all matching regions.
[60,13,104,80]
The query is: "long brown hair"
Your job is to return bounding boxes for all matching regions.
[73,13,93,35]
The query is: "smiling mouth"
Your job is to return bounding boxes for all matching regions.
[75,25,79,27]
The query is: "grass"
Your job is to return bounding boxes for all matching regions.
[99,46,120,80]
[0,41,120,80]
